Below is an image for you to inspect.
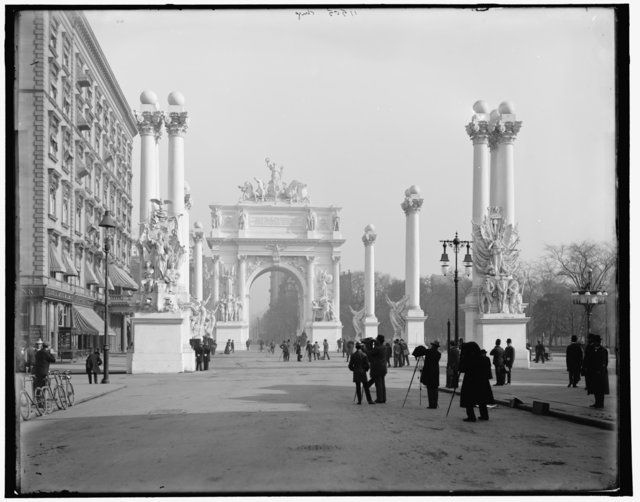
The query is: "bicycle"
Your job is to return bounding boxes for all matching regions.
[49,370,69,410]
[61,370,74,406]
[19,374,52,420]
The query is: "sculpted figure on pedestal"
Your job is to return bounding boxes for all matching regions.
[473,207,520,278]
[479,276,496,314]
[238,209,248,230]
[385,294,408,336]
[306,209,317,231]
[349,306,366,338]
[332,213,340,231]
[211,207,222,229]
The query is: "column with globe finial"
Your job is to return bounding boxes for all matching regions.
[362,224,379,338]
[165,91,189,299]
[193,221,204,302]
[401,186,428,348]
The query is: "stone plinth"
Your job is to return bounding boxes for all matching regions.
[404,310,428,349]
[473,314,530,369]
[215,321,249,350]
[306,320,342,350]
[363,317,379,339]
[128,311,195,374]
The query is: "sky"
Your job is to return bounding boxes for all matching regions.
[83,6,617,280]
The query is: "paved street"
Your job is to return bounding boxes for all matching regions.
[15,350,618,495]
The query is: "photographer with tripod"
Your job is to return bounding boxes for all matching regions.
[420,341,441,409]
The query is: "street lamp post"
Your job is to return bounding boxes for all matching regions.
[439,232,473,345]
[99,210,117,384]
[571,268,607,343]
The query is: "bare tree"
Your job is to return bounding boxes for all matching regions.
[544,241,616,290]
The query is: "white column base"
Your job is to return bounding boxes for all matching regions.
[475,314,530,369]
[128,311,195,374]
[214,322,249,350]
[404,313,428,349]
[363,317,379,339]
[306,320,342,350]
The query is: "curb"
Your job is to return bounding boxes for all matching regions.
[438,387,614,431]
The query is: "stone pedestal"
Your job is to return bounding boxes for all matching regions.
[127,311,195,374]
[404,310,428,349]
[363,317,379,339]
[473,314,530,369]
[306,320,342,350]
[214,321,249,350]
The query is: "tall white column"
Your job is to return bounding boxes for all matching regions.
[362,225,379,337]
[165,92,189,297]
[332,256,341,319]
[494,102,522,227]
[401,186,424,313]
[237,255,247,321]
[466,102,491,288]
[135,91,162,225]
[193,222,204,302]
[212,257,220,303]
[306,255,315,324]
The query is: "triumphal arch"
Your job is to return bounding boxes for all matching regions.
[206,159,344,349]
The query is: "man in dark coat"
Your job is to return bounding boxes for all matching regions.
[503,338,515,384]
[195,344,204,371]
[566,335,583,387]
[365,334,388,403]
[34,343,56,390]
[384,341,392,367]
[446,340,460,389]
[582,334,609,408]
[345,339,355,362]
[459,342,494,422]
[420,340,442,409]
[203,344,211,370]
[490,338,506,386]
[25,339,43,374]
[85,349,102,384]
[534,340,545,363]
[348,343,374,405]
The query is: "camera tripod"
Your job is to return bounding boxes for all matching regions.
[401,356,424,408]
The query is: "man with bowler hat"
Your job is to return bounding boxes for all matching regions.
[566,335,583,387]
[348,343,375,405]
[365,334,388,403]
[504,338,515,384]
[420,340,442,409]
[583,334,609,408]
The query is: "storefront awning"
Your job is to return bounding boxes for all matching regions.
[62,251,78,276]
[94,263,115,291]
[109,264,139,290]
[85,260,99,285]
[49,243,67,273]
[72,305,116,337]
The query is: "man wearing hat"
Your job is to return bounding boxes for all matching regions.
[365,334,388,403]
[34,342,55,391]
[420,340,442,409]
[565,335,583,387]
[582,334,609,408]
[25,339,43,374]
[348,342,375,405]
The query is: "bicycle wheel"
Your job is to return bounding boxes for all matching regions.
[19,390,32,421]
[65,381,75,406]
[34,388,46,416]
[42,387,55,414]
[54,386,68,410]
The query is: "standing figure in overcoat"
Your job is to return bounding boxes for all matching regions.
[34,343,56,391]
[489,339,506,386]
[446,341,460,389]
[565,335,583,387]
[459,342,494,422]
[504,338,515,384]
[365,334,388,403]
[203,344,211,370]
[195,344,204,371]
[85,349,103,384]
[420,340,442,409]
[582,334,609,408]
[348,343,374,405]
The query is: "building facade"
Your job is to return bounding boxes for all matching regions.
[15,10,138,357]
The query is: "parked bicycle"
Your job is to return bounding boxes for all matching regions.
[61,370,75,406]
[19,374,52,420]
[49,370,68,410]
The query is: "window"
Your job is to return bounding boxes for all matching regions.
[48,173,59,217]
[48,114,60,160]
[94,170,101,196]
[58,304,68,327]
[49,17,59,53]
[75,199,82,234]
[62,187,70,226]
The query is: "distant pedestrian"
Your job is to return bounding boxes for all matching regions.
[246,339,251,351]
[224,340,231,355]
[323,339,330,360]
[384,342,392,367]
[296,341,302,362]
[270,340,275,354]
[446,340,460,388]
[348,343,374,405]
[400,339,410,366]
[259,339,264,352]
[195,344,204,371]
[393,339,402,367]
[231,340,235,353]
[459,342,494,422]
[504,338,515,384]
[337,338,342,354]
[534,340,545,363]
[346,339,355,362]
[85,349,102,384]
[365,334,388,403]
[583,334,609,408]
[203,344,211,370]
[420,340,441,409]
[280,341,290,361]
[305,341,313,361]
[313,341,320,360]
[490,339,506,386]
[566,335,583,387]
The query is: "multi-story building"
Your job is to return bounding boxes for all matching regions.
[15,10,138,357]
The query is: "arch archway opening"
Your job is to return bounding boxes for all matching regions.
[248,267,303,344]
